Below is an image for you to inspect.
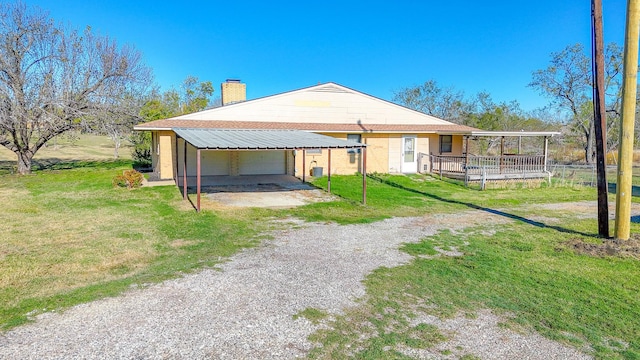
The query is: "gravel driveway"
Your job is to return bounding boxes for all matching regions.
[0,211,594,359]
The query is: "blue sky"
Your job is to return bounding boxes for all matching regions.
[29,0,629,112]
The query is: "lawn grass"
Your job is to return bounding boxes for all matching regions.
[291,173,601,225]
[0,160,266,328]
[0,133,130,175]
[301,175,640,359]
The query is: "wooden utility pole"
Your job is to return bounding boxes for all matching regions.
[615,0,640,240]
[592,0,610,238]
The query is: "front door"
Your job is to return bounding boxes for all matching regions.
[401,135,417,173]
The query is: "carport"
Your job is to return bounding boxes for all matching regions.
[174,128,367,211]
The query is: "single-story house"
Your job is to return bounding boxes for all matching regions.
[134,81,479,181]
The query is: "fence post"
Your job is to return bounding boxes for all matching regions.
[439,157,443,180]
[481,167,487,190]
[464,164,469,187]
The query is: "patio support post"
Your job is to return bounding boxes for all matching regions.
[518,136,522,154]
[328,149,331,193]
[465,136,470,165]
[302,149,306,183]
[464,136,470,186]
[196,148,201,213]
[174,135,178,181]
[183,139,187,201]
[543,136,549,172]
[362,146,367,205]
[500,136,505,173]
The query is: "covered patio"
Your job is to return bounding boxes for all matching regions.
[421,131,560,187]
[174,128,367,211]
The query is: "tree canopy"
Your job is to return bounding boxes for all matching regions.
[529,43,623,163]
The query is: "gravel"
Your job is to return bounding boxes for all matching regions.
[0,212,593,359]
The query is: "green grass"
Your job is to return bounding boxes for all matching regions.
[289,173,599,225]
[302,177,640,359]
[0,160,266,328]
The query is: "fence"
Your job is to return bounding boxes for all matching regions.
[547,163,640,186]
[422,154,546,176]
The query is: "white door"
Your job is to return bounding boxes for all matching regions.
[239,151,286,175]
[401,135,417,173]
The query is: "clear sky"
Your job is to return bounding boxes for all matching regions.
[27,0,630,112]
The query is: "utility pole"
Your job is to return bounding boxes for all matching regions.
[592,0,610,238]
[615,0,640,240]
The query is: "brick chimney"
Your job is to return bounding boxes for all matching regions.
[221,79,246,106]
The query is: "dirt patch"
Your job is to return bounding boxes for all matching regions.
[204,183,338,208]
[563,236,640,259]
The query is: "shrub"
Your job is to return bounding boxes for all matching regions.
[130,131,152,167]
[113,169,144,189]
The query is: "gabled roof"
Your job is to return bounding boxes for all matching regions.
[134,82,479,133]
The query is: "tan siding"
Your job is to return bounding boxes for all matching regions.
[291,133,390,175]
[388,135,402,173]
[158,131,175,180]
[430,134,464,155]
[452,135,464,155]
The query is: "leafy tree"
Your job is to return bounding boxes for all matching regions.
[0,2,151,174]
[392,80,470,123]
[393,80,558,155]
[131,77,215,165]
[181,76,214,113]
[529,43,623,163]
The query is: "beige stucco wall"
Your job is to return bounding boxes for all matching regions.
[293,133,390,176]
[152,130,176,180]
[153,131,465,178]
[427,134,464,156]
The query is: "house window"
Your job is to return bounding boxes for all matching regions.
[439,135,453,153]
[347,134,361,153]
[306,148,322,154]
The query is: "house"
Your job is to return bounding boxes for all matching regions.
[134,81,478,182]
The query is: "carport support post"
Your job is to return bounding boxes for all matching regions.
[302,149,306,183]
[183,139,187,201]
[327,149,331,193]
[196,148,201,212]
[362,146,367,205]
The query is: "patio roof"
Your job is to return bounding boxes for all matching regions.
[467,130,561,137]
[174,128,366,150]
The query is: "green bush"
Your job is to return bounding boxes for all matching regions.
[130,131,151,167]
[113,169,144,189]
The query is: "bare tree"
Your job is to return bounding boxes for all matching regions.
[0,2,151,173]
[529,43,623,163]
[392,80,469,123]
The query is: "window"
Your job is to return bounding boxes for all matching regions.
[347,134,361,153]
[306,148,322,154]
[439,135,453,153]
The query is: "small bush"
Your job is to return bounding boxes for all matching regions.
[130,131,152,167]
[113,169,144,189]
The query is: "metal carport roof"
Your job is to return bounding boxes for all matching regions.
[173,128,366,150]
[173,128,368,212]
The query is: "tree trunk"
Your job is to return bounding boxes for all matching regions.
[16,150,33,175]
[585,123,596,164]
[113,139,120,159]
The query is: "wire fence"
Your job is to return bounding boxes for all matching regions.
[547,163,640,187]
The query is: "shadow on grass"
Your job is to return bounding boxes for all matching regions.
[608,182,640,197]
[0,159,132,174]
[368,174,597,238]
